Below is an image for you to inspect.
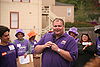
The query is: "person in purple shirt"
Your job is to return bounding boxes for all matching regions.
[68,27,79,43]
[0,25,18,67]
[94,25,100,56]
[13,29,29,65]
[34,18,78,67]
[13,29,29,56]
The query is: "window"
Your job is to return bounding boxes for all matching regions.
[12,0,21,2]
[10,12,19,29]
[12,0,30,2]
[67,8,71,16]
[22,0,30,2]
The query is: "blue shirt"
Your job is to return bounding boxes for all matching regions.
[0,43,18,67]
[35,32,78,67]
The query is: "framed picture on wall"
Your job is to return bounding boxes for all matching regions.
[10,12,19,29]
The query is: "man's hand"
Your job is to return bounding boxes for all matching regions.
[44,41,53,48]
[51,43,59,52]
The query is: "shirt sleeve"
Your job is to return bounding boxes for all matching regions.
[34,34,46,47]
[67,38,78,61]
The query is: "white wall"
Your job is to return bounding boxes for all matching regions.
[42,0,55,6]
[0,0,42,41]
[51,6,74,22]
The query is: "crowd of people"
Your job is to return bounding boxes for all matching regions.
[0,18,100,67]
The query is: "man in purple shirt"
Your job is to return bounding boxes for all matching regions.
[34,18,78,67]
[0,25,18,67]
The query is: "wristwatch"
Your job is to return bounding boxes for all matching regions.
[57,48,61,53]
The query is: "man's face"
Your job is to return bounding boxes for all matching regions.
[1,31,10,43]
[53,20,64,36]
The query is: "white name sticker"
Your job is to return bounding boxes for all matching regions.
[17,44,21,47]
[82,42,91,45]
[34,42,37,44]
[8,45,15,50]
[61,40,66,45]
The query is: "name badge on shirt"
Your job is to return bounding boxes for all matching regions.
[2,52,7,56]
[61,40,66,45]
[17,44,21,47]
[32,45,34,48]
[34,42,37,44]
[20,46,26,49]
[82,42,91,45]
[97,44,100,51]
[8,45,15,50]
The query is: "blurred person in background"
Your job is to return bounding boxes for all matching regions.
[13,29,30,66]
[28,30,40,67]
[94,25,100,56]
[68,27,79,43]
[84,57,100,67]
[68,27,79,67]
[74,33,96,67]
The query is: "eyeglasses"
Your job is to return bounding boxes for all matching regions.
[3,34,9,37]
[53,25,63,27]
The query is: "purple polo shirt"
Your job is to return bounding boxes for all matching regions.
[13,39,29,56]
[35,32,78,67]
[96,36,100,55]
[0,43,18,67]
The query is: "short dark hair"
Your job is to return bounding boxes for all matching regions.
[0,25,10,37]
[52,18,64,26]
[15,32,25,37]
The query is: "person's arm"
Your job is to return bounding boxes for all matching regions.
[34,41,53,54]
[23,41,30,58]
[51,38,78,62]
[16,58,21,67]
[58,49,73,61]
[51,43,73,61]
[34,45,46,54]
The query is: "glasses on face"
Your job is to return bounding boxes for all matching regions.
[3,34,9,37]
[53,25,63,27]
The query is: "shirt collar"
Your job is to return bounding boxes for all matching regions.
[52,32,68,38]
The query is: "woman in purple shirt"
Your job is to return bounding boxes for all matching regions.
[34,18,78,67]
[0,25,18,67]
